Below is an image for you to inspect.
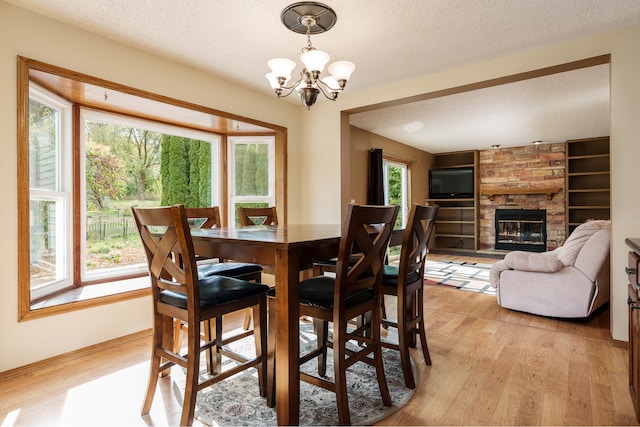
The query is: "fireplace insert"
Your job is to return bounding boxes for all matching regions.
[495,209,547,252]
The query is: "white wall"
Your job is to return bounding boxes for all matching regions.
[609,28,640,342]
[0,1,302,372]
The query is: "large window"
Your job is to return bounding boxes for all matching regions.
[28,92,222,297]
[18,58,285,320]
[80,110,219,283]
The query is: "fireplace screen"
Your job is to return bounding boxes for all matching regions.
[495,209,547,252]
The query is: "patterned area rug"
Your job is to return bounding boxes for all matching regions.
[424,260,496,296]
[173,321,415,426]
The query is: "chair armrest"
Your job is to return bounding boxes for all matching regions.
[503,251,563,273]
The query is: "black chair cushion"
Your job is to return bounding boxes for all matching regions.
[295,276,374,310]
[160,275,269,309]
[314,258,338,267]
[381,264,422,287]
[197,262,263,279]
[315,254,362,269]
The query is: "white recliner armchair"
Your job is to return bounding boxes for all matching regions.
[489,220,610,318]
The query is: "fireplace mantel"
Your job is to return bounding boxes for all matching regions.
[482,187,561,201]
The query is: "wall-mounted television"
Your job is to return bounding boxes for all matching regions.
[429,167,474,199]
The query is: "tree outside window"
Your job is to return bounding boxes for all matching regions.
[81,118,215,282]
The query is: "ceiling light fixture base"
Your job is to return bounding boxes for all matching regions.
[280,2,337,34]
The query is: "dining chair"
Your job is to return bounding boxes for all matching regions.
[310,225,403,324]
[173,207,263,354]
[132,204,269,426]
[236,205,279,320]
[380,204,438,389]
[237,206,278,226]
[267,203,399,425]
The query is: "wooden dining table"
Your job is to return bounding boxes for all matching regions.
[190,223,343,425]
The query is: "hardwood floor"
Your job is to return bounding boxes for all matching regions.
[0,254,636,426]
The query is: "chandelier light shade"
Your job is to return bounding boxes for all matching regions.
[266,2,355,109]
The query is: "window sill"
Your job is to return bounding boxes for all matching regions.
[22,277,150,321]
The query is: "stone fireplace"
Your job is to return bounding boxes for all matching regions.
[494,209,547,252]
[479,143,566,251]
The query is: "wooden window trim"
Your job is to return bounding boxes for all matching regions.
[17,56,288,321]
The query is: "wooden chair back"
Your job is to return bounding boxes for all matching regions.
[185,206,221,229]
[132,204,199,311]
[397,204,439,284]
[335,204,399,306]
[237,206,278,226]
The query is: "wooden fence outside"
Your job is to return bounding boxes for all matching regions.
[86,214,136,240]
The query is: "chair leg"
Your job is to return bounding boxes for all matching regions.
[203,318,216,375]
[180,320,201,427]
[381,297,388,329]
[266,297,276,408]
[253,297,267,397]
[172,319,183,354]
[312,264,324,276]
[397,292,416,389]
[416,287,432,365]
[160,316,175,378]
[213,316,223,375]
[242,271,262,330]
[315,318,329,377]
[141,316,165,415]
[333,317,351,426]
[243,307,252,330]
[408,292,417,348]
[141,352,161,415]
[372,306,392,407]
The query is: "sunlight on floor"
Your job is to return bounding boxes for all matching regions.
[1,409,20,427]
[58,362,160,426]
[2,359,194,427]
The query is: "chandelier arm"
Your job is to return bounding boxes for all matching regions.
[277,74,305,93]
[276,85,301,99]
[315,79,339,101]
[316,78,342,93]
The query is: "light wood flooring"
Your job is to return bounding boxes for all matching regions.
[0,254,636,426]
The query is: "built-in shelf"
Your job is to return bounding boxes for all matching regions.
[482,188,561,201]
[428,150,479,253]
[565,137,610,235]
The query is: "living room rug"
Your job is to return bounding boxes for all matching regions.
[172,321,415,426]
[424,260,496,296]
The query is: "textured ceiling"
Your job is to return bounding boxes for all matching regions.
[7,0,640,152]
[350,63,612,152]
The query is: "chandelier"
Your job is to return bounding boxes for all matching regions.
[265,2,355,110]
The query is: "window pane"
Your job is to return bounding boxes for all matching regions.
[384,161,408,229]
[234,143,269,196]
[160,134,212,207]
[83,119,215,280]
[28,89,71,298]
[29,99,59,191]
[228,137,275,224]
[30,197,67,291]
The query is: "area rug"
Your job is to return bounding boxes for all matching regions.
[424,260,496,296]
[172,322,415,426]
